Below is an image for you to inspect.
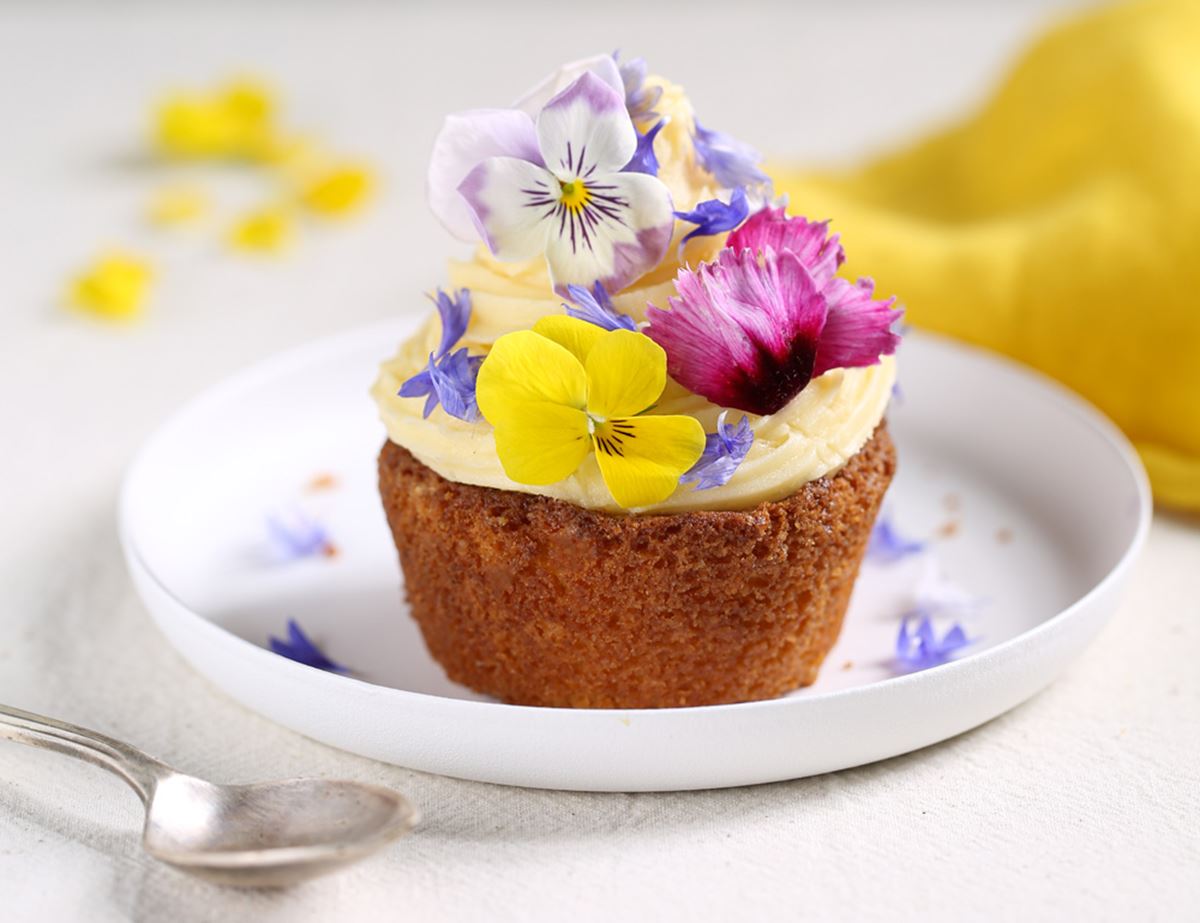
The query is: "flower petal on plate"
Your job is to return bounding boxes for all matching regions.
[428,109,542,240]
[542,170,674,292]
[537,72,636,178]
[492,402,591,485]
[513,53,625,118]
[584,328,667,419]
[812,276,902,377]
[532,315,606,366]
[476,329,587,426]
[458,157,558,262]
[592,414,706,508]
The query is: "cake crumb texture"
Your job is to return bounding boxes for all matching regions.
[378,426,895,708]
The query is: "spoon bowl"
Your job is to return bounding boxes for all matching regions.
[0,704,419,887]
[144,775,420,887]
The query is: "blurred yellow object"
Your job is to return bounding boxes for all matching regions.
[299,162,374,216]
[771,0,1200,510]
[228,206,293,253]
[68,252,152,321]
[155,77,284,162]
[146,185,209,225]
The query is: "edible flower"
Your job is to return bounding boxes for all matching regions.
[266,510,335,560]
[680,411,754,490]
[475,316,706,508]
[615,53,663,124]
[866,514,926,564]
[268,619,350,674]
[146,185,210,226]
[894,616,971,672]
[645,207,901,415]
[299,161,374,216]
[228,206,292,253]
[623,119,666,177]
[430,72,675,292]
[399,288,484,422]
[155,77,281,162]
[674,187,749,244]
[67,251,153,321]
[564,282,637,331]
[692,119,771,193]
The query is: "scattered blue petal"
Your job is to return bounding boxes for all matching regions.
[866,514,926,564]
[681,411,754,489]
[266,510,332,560]
[269,619,350,674]
[430,288,471,359]
[693,119,771,192]
[895,615,972,672]
[399,286,485,421]
[564,282,637,332]
[426,347,484,422]
[614,52,662,122]
[675,187,750,243]
[623,119,666,176]
[891,379,905,406]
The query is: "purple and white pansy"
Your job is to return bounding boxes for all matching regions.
[437,72,675,293]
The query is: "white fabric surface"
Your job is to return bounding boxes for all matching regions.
[1,2,1198,920]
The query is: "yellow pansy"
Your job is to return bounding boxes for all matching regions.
[476,316,706,508]
[228,206,293,253]
[67,251,153,321]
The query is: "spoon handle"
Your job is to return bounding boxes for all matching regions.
[0,704,169,803]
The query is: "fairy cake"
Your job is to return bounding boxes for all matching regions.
[371,54,900,708]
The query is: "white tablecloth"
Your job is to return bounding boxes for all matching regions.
[2,2,1197,920]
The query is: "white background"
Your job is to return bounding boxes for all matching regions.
[1,1,1197,920]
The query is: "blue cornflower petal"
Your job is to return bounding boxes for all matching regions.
[693,119,771,192]
[866,514,926,564]
[681,411,754,490]
[266,510,331,560]
[675,187,750,243]
[614,52,663,122]
[269,619,350,674]
[430,288,471,359]
[398,367,433,399]
[400,286,485,421]
[427,347,484,422]
[564,281,638,332]
[894,614,972,672]
[623,119,666,176]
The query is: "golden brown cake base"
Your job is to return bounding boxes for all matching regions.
[378,426,895,709]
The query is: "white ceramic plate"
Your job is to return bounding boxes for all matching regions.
[120,322,1150,792]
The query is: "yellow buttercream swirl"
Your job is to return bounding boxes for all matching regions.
[370,76,895,513]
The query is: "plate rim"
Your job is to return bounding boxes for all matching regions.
[118,321,1153,722]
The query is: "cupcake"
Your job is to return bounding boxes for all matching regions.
[372,54,900,708]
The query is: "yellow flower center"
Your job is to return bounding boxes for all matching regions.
[559,180,591,213]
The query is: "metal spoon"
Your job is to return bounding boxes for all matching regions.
[0,704,419,887]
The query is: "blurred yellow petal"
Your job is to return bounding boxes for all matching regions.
[584,329,667,419]
[228,207,292,253]
[476,330,587,426]
[593,415,706,508]
[531,315,604,366]
[153,77,281,162]
[493,403,591,485]
[146,185,209,226]
[300,163,374,215]
[68,252,153,321]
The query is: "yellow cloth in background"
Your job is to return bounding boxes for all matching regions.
[771,0,1200,510]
